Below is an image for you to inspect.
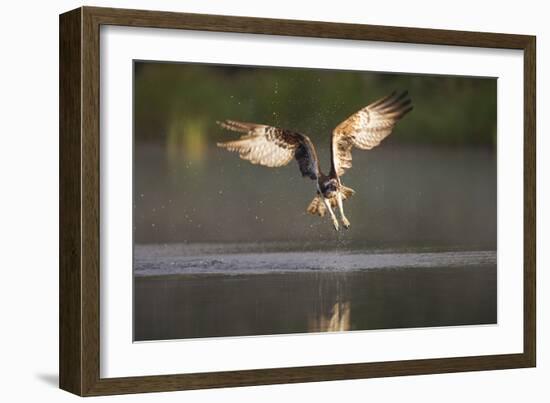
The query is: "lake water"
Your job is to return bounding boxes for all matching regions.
[134,243,496,341]
[134,145,497,248]
[133,143,496,341]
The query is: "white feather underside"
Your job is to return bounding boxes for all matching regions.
[217,129,297,167]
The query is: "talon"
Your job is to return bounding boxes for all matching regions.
[332,220,340,231]
[342,217,350,229]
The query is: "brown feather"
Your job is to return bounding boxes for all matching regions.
[306,186,355,217]
[330,91,413,177]
[217,120,320,179]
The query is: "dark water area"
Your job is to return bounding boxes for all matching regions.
[133,244,496,341]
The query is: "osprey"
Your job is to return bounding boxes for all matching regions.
[217,91,412,231]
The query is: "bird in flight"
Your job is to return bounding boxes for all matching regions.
[217,91,412,231]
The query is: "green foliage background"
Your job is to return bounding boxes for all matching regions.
[134,62,497,151]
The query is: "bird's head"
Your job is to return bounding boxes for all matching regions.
[320,178,339,198]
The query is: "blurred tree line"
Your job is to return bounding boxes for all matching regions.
[134,61,497,157]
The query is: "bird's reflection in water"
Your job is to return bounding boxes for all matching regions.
[309,301,351,332]
[307,272,352,333]
[134,262,496,341]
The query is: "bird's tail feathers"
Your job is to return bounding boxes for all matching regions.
[340,185,355,200]
[306,186,355,217]
[306,195,326,217]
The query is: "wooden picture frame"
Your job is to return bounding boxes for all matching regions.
[59,6,536,396]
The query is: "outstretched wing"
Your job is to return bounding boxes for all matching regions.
[330,91,413,177]
[217,120,320,180]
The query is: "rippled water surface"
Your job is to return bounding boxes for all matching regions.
[134,243,496,341]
